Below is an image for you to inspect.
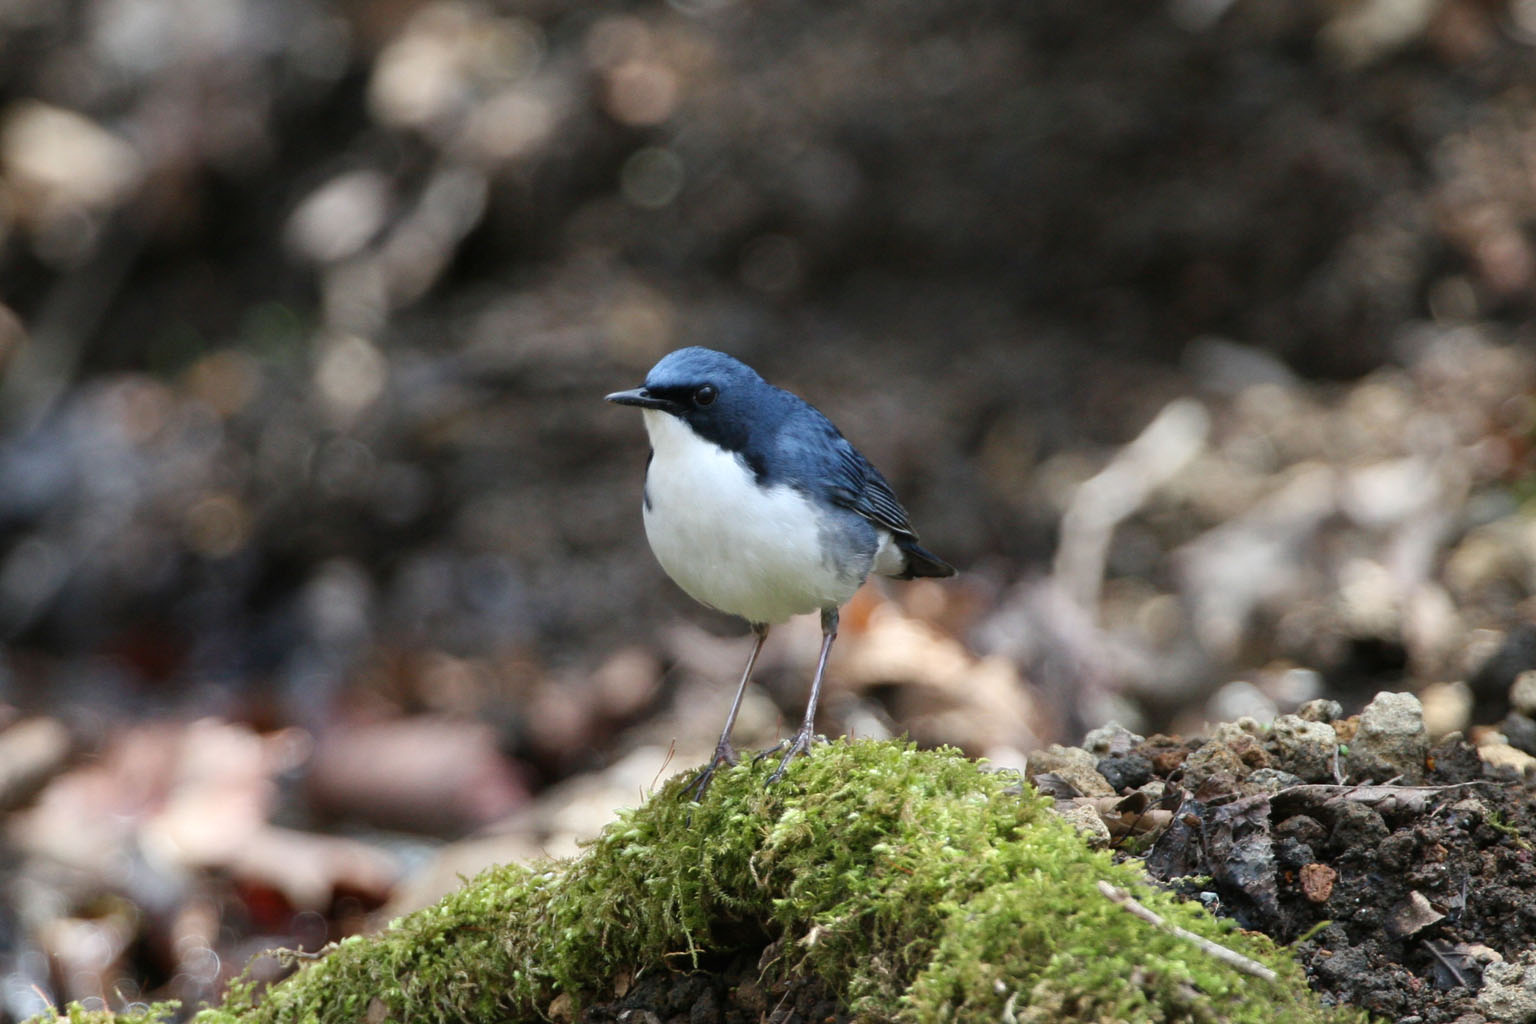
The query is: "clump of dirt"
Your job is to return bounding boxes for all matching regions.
[1038,693,1536,1023]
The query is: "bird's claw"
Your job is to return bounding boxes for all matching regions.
[760,729,826,785]
[680,740,740,802]
[751,741,785,765]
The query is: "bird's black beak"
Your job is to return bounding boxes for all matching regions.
[605,387,674,411]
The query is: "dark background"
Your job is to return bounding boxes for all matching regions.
[2,0,1536,1017]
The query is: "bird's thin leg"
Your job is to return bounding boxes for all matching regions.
[767,607,838,785]
[681,622,769,802]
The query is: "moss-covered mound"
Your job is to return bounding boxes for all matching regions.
[40,741,1364,1023]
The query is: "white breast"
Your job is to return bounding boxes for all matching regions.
[639,409,870,625]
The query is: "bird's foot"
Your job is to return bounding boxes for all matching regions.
[680,739,740,802]
[760,728,826,785]
[752,739,787,765]
[751,731,828,764]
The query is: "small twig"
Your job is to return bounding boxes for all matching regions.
[281,946,331,961]
[1276,780,1489,796]
[1096,881,1278,983]
[29,984,53,1012]
[1422,939,1469,989]
[1270,780,1491,815]
[651,739,677,794]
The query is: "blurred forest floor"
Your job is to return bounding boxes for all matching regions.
[2,0,1536,1019]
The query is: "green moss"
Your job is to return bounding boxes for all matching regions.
[28,1002,178,1024]
[41,741,1367,1024]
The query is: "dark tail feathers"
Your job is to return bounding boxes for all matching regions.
[892,536,956,579]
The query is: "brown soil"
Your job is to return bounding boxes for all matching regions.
[1104,726,1536,1022]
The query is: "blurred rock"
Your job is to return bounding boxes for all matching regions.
[1176,465,1337,661]
[218,826,400,912]
[1183,337,1299,397]
[1497,711,1536,757]
[1469,625,1536,722]
[35,895,138,1010]
[1510,669,1536,718]
[306,716,530,836]
[1318,0,1439,67]
[1,101,143,236]
[1418,680,1471,738]
[1477,740,1536,777]
[1207,679,1277,725]
[590,645,663,722]
[0,716,72,810]
[388,741,682,919]
[838,601,1039,755]
[285,171,393,265]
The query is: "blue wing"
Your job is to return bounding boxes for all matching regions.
[830,439,918,537]
[770,402,918,537]
[763,391,956,579]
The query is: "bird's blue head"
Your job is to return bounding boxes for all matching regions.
[606,347,778,454]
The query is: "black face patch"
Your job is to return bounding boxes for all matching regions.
[638,384,698,409]
[643,380,781,485]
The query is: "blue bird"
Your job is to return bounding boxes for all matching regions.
[607,347,954,799]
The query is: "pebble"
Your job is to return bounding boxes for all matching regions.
[1080,721,1145,757]
[1297,699,1344,723]
[1500,713,1536,755]
[1208,717,1264,745]
[1268,715,1339,782]
[1179,741,1249,788]
[1347,691,1429,781]
[1095,752,1153,792]
[1051,801,1111,847]
[1510,669,1536,718]
[1478,741,1536,776]
[1478,950,1536,1023]
[1024,744,1115,797]
[1245,767,1303,793]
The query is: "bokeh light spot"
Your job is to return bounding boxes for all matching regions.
[619,146,684,209]
[315,334,388,421]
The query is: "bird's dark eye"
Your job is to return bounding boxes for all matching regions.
[694,385,717,406]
